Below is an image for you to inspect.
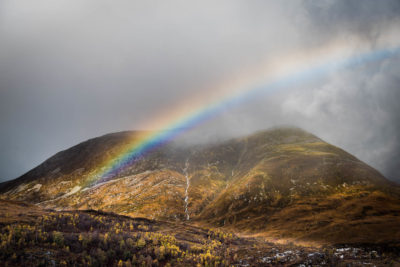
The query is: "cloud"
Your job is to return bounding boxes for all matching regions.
[279,53,400,180]
[302,0,400,43]
[0,0,399,182]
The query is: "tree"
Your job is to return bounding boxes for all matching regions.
[126,238,134,248]
[97,248,106,264]
[53,231,64,247]
[137,237,146,248]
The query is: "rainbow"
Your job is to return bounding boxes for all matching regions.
[87,41,400,185]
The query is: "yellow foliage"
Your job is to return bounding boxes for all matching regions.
[137,237,146,248]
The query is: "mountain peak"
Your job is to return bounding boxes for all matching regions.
[1,127,399,245]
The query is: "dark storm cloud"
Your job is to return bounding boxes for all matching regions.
[284,0,400,181]
[0,0,399,182]
[302,0,400,39]
[277,54,400,181]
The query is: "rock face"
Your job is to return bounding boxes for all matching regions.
[1,127,399,244]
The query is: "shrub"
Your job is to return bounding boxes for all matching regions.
[137,237,146,248]
[53,231,64,247]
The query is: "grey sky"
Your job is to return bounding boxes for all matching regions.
[1,0,400,182]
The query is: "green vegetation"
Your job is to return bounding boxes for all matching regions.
[1,127,400,265]
[0,208,240,266]
[1,200,400,266]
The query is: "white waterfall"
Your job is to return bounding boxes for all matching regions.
[183,158,190,220]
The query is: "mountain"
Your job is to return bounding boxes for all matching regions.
[1,127,400,246]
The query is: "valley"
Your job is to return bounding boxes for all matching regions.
[0,200,399,266]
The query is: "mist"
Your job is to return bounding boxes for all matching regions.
[1,0,400,182]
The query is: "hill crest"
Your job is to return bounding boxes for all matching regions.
[1,126,399,245]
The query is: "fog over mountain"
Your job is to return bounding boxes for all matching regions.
[1,0,400,182]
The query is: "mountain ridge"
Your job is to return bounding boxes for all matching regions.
[1,126,399,245]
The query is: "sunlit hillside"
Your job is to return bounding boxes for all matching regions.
[1,127,399,247]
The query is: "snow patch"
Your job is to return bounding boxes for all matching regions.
[16,183,29,193]
[63,186,81,197]
[51,168,61,174]
[28,184,42,192]
[72,168,85,174]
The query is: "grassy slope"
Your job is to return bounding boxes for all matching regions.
[1,127,399,246]
[195,129,400,244]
